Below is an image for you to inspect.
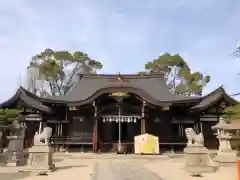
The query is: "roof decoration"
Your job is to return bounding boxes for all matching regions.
[117,72,121,80]
[109,92,129,97]
[108,72,130,85]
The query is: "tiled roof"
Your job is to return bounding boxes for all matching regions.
[0,88,52,113]
[46,74,200,106]
[191,86,238,112]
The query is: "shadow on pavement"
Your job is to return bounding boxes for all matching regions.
[52,158,64,163]
[55,165,88,171]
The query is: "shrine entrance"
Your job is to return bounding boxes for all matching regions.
[98,115,141,153]
[99,115,141,140]
[96,92,144,153]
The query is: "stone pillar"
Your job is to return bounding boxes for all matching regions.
[92,101,98,153]
[141,101,146,134]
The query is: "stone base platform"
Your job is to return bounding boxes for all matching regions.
[3,151,26,166]
[28,145,55,172]
[184,145,218,174]
[214,150,237,164]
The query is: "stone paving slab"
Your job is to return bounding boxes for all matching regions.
[92,159,163,180]
[126,163,163,180]
[69,153,170,160]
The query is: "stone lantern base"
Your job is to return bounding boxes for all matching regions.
[214,150,237,164]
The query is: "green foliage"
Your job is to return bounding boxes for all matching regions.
[137,71,147,75]
[27,49,103,96]
[142,53,211,96]
[0,108,21,124]
[223,104,240,120]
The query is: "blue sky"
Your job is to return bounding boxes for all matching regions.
[0,0,240,101]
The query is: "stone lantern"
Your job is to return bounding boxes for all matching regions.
[212,118,238,164]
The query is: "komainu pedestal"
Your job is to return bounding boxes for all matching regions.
[28,145,55,171]
[184,145,217,174]
[28,127,55,172]
[184,128,217,175]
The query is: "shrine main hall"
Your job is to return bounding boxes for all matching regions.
[0,68,238,153]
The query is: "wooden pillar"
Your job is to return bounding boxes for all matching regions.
[193,123,198,134]
[198,114,203,134]
[38,112,43,134]
[56,121,60,136]
[59,121,62,135]
[141,100,146,134]
[179,123,183,136]
[199,120,203,133]
[92,101,98,153]
[38,121,43,134]
[216,103,220,122]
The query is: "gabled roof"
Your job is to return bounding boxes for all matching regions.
[190,86,238,112]
[1,74,237,111]
[0,88,53,113]
[41,73,200,106]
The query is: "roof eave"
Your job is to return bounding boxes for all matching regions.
[19,87,67,104]
[0,87,53,114]
[190,87,239,112]
[0,88,21,108]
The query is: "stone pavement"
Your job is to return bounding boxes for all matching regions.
[92,159,163,180]
[0,153,238,180]
[142,156,238,180]
[0,171,30,180]
[0,153,95,180]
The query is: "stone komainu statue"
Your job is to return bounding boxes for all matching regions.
[33,127,52,145]
[185,128,204,146]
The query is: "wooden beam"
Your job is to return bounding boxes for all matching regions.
[141,101,146,134]
[92,101,98,153]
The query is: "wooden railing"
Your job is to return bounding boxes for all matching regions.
[50,135,92,145]
[49,134,218,153]
[50,136,187,145]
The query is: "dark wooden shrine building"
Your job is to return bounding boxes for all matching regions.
[0,69,238,153]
